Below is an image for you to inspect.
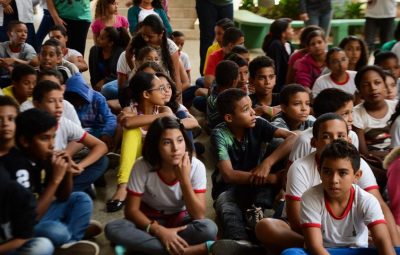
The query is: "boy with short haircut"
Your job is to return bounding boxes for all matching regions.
[0,21,38,87]
[225,53,249,92]
[1,108,99,254]
[2,63,37,105]
[282,140,399,255]
[272,84,314,131]
[255,113,400,254]
[201,18,234,75]
[207,60,239,129]
[204,27,245,88]
[32,80,108,193]
[288,88,358,163]
[48,25,88,72]
[171,30,191,82]
[0,169,54,255]
[374,51,400,79]
[211,88,296,251]
[64,73,117,150]
[248,56,281,121]
[39,39,79,83]
[19,69,81,125]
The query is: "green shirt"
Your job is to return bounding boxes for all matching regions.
[211,118,277,198]
[55,0,91,21]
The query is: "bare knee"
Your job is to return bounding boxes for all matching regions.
[255,218,288,243]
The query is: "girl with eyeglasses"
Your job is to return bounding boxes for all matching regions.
[106,71,173,212]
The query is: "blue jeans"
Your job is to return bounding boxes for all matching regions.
[101,79,119,100]
[105,218,217,254]
[282,247,400,255]
[195,0,233,75]
[214,186,277,240]
[34,192,92,247]
[305,9,332,36]
[192,96,207,113]
[7,237,54,255]
[36,9,54,50]
[73,155,109,192]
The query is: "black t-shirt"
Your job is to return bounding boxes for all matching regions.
[0,169,36,243]
[0,147,50,198]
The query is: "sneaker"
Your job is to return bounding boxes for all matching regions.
[245,204,264,230]
[83,220,103,240]
[107,152,121,170]
[55,240,100,255]
[211,239,264,255]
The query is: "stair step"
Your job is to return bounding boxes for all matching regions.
[171,18,196,29]
[168,0,195,8]
[168,7,197,19]
[177,28,199,39]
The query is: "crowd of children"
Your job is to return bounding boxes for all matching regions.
[3,1,400,255]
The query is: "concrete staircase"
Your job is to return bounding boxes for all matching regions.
[168,0,199,39]
[117,0,199,39]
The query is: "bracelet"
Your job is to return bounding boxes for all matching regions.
[146,220,155,233]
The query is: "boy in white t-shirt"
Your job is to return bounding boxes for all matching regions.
[32,80,108,193]
[255,113,400,254]
[288,88,358,165]
[282,140,398,255]
[48,25,88,72]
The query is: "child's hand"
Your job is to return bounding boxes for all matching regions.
[125,0,133,7]
[250,162,272,185]
[174,152,191,182]
[117,109,135,124]
[3,4,13,14]
[155,225,188,255]
[51,151,70,183]
[69,161,84,175]
[1,58,14,67]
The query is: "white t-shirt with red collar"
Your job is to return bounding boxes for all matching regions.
[127,157,207,215]
[286,151,378,203]
[288,128,359,165]
[312,71,357,98]
[301,184,385,248]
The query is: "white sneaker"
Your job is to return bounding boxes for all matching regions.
[83,220,103,239]
[55,240,100,255]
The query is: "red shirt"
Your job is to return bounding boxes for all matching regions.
[204,48,224,76]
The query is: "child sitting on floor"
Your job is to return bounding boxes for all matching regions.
[210,88,296,253]
[248,55,281,121]
[2,63,36,105]
[282,140,399,255]
[0,20,38,87]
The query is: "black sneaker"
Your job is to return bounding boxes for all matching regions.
[211,240,264,255]
[245,204,264,230]
[55,240,100,255]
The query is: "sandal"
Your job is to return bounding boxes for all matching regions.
[106,199,125,212]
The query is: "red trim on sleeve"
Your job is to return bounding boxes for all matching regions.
[285,194,301,201]
[325,186,355,220]
[301,223,321,228]
[77,131,88,143]
[127,189,143,197]
[367,219,387,229]
[194,189,206,193]
[364,185,379,192]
